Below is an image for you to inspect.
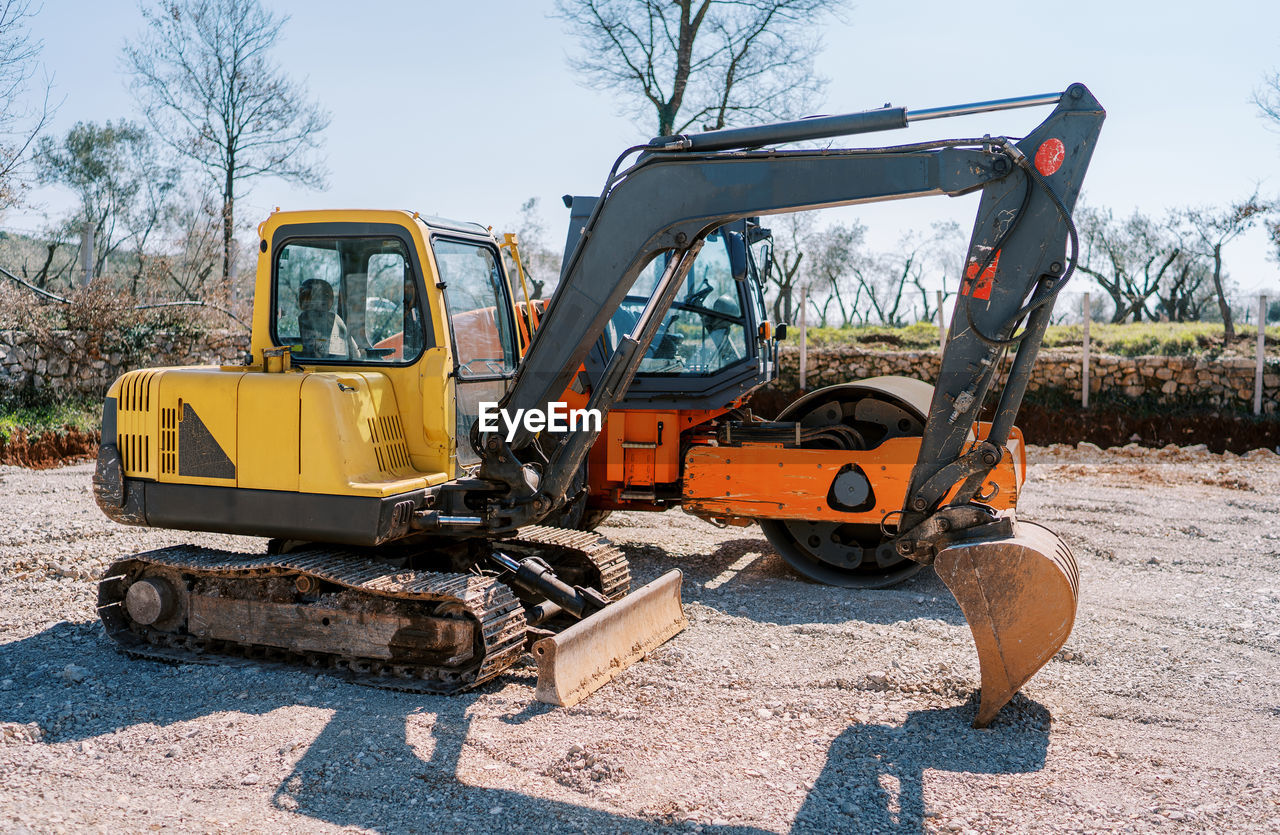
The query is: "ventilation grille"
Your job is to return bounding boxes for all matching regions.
[116,370,158,477]
[117,370,155,413]
[368,414,410,474]
[119,431,150,475]
[159,407,177,475]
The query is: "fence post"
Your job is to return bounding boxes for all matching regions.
[1255,295,1266,416]
[799,287,808,391]
[936,289,946,352]
[79,222,95,287]
[1081,292,1091,410]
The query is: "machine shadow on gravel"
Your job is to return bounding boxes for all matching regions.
[619,537,966,627]
[792,699,1051,833]
[0,621,324,741]
[269,697,774,834]
[0,623,771,833]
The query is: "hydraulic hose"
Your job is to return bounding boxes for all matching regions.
[963,139,1080,349]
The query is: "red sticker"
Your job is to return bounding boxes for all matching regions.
[1034,138,1065,176]
[962,250,1000,300]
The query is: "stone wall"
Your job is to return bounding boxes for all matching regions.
[4,327,1278,414]
[0,329,250,402]
[776,345,1280,414]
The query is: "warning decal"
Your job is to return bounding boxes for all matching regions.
[961,250,1000,300]
[1034,138,1065,177]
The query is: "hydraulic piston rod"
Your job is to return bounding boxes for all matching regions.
[649,90,1067,153]
[906,92,1063,123]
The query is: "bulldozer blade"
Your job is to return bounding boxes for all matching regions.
[933,520,1079,728]
[533,569,687,707]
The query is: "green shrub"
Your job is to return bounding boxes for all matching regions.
[800,320,942,350]
[0,398,100,444]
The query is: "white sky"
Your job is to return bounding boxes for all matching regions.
[11,0,1280,300]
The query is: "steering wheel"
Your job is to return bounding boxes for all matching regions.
[686,279,714,307]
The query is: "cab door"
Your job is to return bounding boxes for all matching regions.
[431,236,520,467]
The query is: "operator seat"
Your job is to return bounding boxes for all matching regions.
[703,294,745,366]
[298,278,358,360]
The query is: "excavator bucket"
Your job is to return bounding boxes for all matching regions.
[933,520,1079,727]
[533,569,687,707]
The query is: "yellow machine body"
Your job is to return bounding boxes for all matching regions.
[101,209,502,545]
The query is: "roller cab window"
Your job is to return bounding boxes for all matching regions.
[606,229,749,375]
[273,237,429,364]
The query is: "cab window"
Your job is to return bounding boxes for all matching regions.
[274,237,429,364]
[606,229,748,375]
[433,238,518,378]
[432,237,518,469]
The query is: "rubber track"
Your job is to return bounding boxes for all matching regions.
[97,545,528,694]
[502,525,631,600]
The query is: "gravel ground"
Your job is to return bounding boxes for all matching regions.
[1,444,1278,833]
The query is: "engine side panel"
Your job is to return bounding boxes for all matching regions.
[99,364,451,544]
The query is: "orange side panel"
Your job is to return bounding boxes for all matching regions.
[594,408,730,496]
[682,437,1019,524]
[605,416,627,483]
[604,412,676,488]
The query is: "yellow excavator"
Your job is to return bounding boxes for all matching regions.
[93,84,1102,725]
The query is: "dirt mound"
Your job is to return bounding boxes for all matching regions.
[1014,404,1280,453]
[0,428,100,469]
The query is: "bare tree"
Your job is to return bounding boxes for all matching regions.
[803,220,864,327]
[834,223,961,327]
[891,222,962,325]
[1254,71,1280,272]
[765,216,957,329]
[1152,250,1213,323]
[7,221,75,290]
[1075,206,1182,324]
[764,212,814,323]
[124,0,330,293]
[557,0,843,137]
[1177,192,1271,341]
[845,252,909,327]
[1255,69,1280,131]
[151,186,222,300]
[0,0,52,211]
[503,197,562,300]
[35,120,178,289]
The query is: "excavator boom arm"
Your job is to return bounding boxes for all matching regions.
[478,83,1105,537]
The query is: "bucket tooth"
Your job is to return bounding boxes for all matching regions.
[533,569,687,707]
[933,520,1079,727]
